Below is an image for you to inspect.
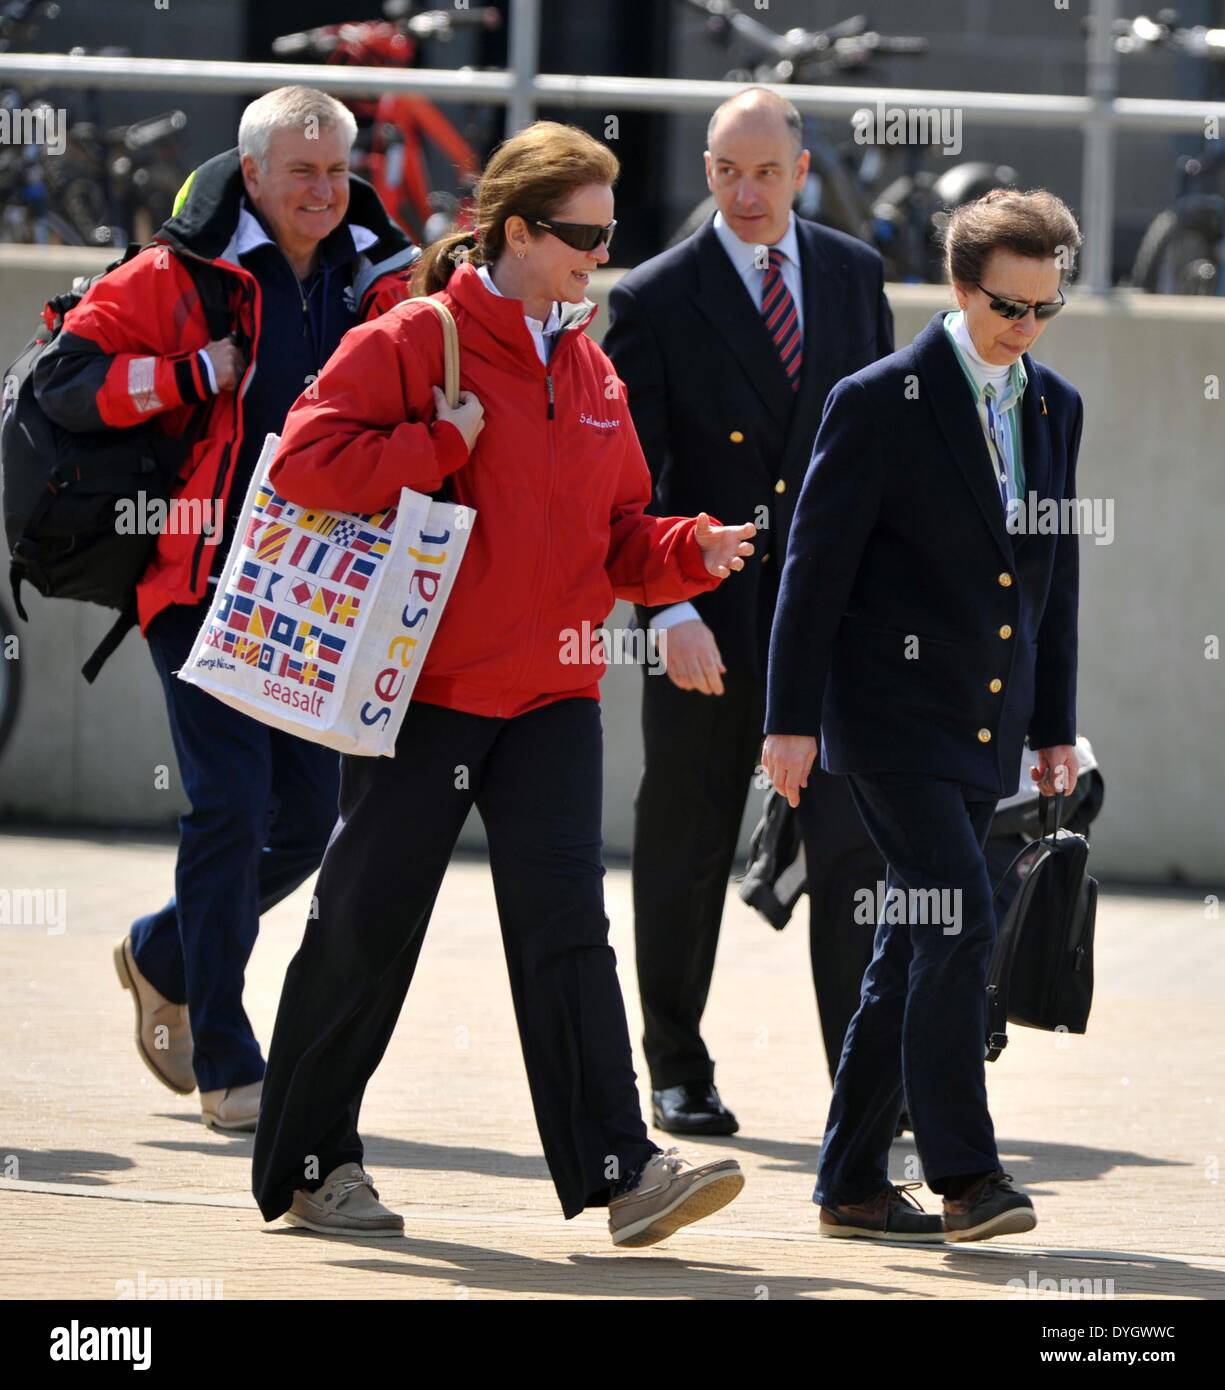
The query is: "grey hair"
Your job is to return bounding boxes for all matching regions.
[238,85,357,170]
[706,87,803,158]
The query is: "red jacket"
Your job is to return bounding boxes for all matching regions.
[33,149,418,635]
[270,262,725,719]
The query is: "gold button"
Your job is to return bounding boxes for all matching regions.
[998,572,1013,587]
[999,624,1012,639]
[761,553,771,565]
[774,479,786,494]
[988,678,1003,693]
[729,430,744,443]
[977,728,992,743]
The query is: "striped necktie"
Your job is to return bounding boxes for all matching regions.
[761,246,802,390]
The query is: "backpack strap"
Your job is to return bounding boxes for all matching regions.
[173,254,235,345]
[81,598,139,684]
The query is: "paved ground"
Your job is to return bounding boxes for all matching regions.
[1,828,1222,1301]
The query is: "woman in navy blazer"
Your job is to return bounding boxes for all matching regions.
[763,189,1084,1243]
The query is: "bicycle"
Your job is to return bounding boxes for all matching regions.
[1118,11,1225,294]
[0,0,188,246]
[670,1,1017,282]
[272,2,503,245]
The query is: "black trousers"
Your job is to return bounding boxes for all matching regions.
[632,669,765,1090]
[252,696,658,1222]
[815,773,1000,1206]
[633,668,870,1091]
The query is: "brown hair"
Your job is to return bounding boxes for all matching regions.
[413,121,619,295]
[938,187,1082,288]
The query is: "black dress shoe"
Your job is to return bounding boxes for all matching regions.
[651,1083,739,1136]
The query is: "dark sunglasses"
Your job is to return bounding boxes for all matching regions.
[531,217,617,252]
[976,283,1066,321]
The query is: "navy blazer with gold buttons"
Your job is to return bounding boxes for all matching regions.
[764,310,1083,797]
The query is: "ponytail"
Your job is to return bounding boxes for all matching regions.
[412,231,481,296]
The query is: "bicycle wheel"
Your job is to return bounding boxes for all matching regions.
[0,599,22,761]
[1132,205,1222,295]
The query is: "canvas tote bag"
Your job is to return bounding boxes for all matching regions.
[177,298,474,756]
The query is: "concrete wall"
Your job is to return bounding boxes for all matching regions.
[1,251,1222,883]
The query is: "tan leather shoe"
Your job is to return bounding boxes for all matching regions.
[608,1148,744,1247]
[284,1163,404,1237]
[113,936,195,1094]
[200,1079,261,1132]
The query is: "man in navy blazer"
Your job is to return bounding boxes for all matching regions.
[604,88,893,1136]
[763,189,1084,1242]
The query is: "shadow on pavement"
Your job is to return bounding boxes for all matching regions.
[141,1128,552,1183]
[4,1148,135,1186]
[677,1131,1182,1193]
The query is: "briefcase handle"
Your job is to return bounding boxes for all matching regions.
[991,790,1065,905]
[1037,789,1066,842]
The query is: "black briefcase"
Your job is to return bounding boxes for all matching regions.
[985,791,1098,1062]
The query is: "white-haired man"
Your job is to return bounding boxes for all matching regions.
[35,86,479,1132]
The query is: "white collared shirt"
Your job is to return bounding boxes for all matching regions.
[711,209,804,336]
[651,212,804,633]
[476,262,560,364]
[943,309,1028,508]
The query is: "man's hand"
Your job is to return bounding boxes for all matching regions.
[1032,744,1078,797]
[657,619,726,695]
[762,733,818,809]
[433,385,485,453]
[203,337,246,393]
[694,512,756,577]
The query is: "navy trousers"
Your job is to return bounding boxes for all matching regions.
[252,695,659,1223]
[814,771,1001,1207]
[129,599,340,1093]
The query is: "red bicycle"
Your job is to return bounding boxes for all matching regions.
[272,2,502,244]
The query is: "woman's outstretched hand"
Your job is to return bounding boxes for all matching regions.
[694,512,756,578]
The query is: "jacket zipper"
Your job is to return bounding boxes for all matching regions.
[507,357,566,701]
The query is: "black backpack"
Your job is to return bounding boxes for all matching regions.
[986,790,1099,1062]
[1,242,231,681]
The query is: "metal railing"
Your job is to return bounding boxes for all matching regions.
[2,0,1221,291]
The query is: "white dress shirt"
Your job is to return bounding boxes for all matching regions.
[711,209,804,334]
[651,212,804,632]
[476,262,560,363]
[943,308,1028,509]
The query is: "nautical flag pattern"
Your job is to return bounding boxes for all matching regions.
[199,485,391,695]
[254,485,302,525]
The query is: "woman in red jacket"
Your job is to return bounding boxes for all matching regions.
[252,122,757,1247]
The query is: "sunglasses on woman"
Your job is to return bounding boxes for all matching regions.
[531,217,617,252]
[976,283,1066,321]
